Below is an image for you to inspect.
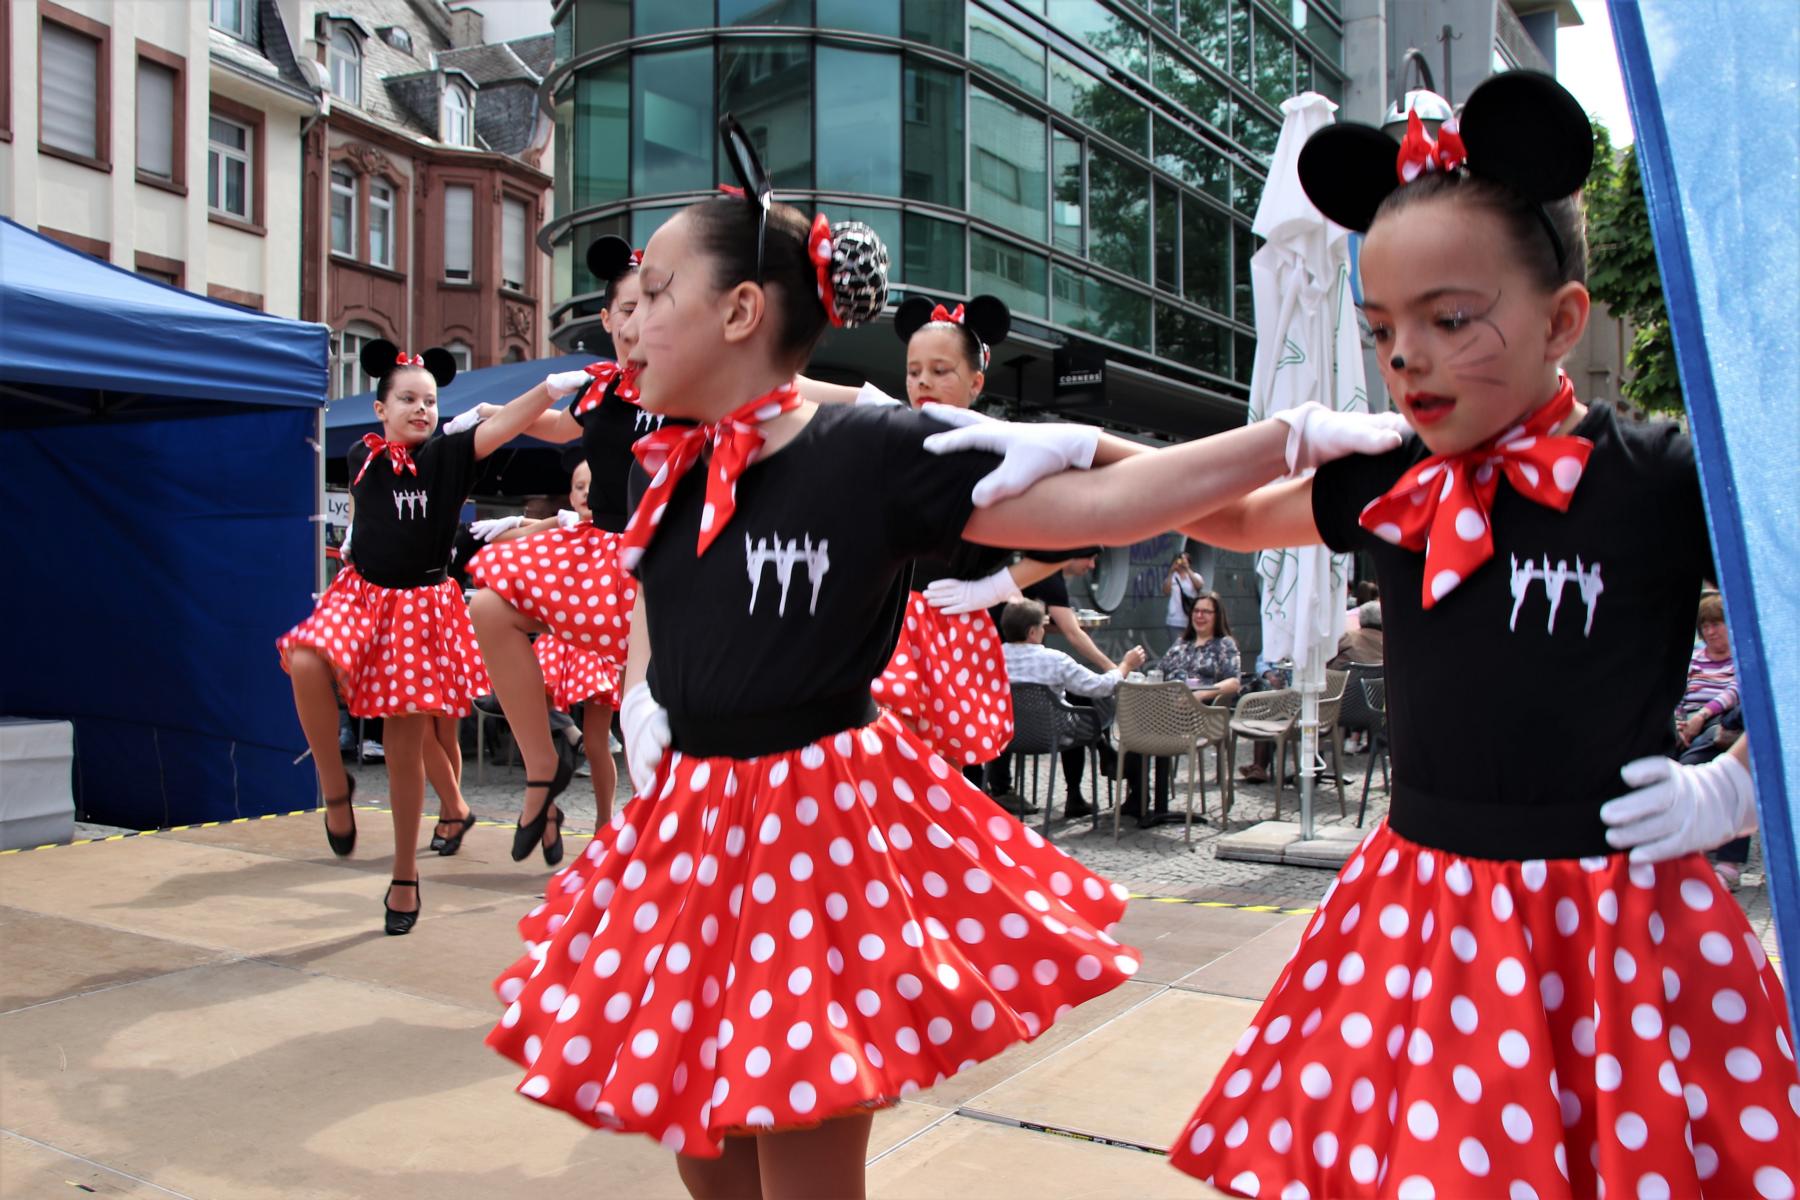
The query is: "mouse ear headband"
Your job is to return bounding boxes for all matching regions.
[361,339,458,389]
[586,235,642,293]
[893,294,1012,371]
[718,112,889,328]
[1297,70,1592,265]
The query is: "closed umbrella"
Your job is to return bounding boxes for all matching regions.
[1246,92,1371,841]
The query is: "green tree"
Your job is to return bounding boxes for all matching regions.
[1586,123,1684,413]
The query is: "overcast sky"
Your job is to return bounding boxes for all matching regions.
[461,0,553,44]
[1557,0,1636,144]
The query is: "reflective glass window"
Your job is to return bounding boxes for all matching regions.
[1089,149,1148,281]
[970,4,1045,97]
[971,86,1047,241]
[904,58,964,207]
[818,47,901,193]
[721,43,814,188]
[632,48,714,195]
[904,213,966,294]
[971,231,1047,317]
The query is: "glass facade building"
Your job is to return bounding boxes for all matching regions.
[545,0,1345,436]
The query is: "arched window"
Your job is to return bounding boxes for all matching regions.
[328,27,361,107]
[336,320,383,399]
[443,85,471,148]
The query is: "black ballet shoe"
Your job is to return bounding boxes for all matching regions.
[322,775,358,857]
[432,811,478,857]
[384,879,420,936]
[511,754,575,862]
[542,805,566,869]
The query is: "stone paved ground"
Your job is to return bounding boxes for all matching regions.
[337,735,1778,957]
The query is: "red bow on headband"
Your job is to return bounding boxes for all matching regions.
[354,433,419,486]
[395,352,425,368]
[571,359,640,416]
[807,213,842,328]
[1396,110,1468,184]
[929,303,966,325]
[628,248,644,266]
[717,184,746,199]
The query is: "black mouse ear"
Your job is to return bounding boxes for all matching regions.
[586,235,637,287]
[1458,70,1593,203]
[420,347,458,388]
[360,338,401,382]
[894,296,938,343]
[964,295,1012,349]
[1297,123,1403,232]
[718,112,773,208]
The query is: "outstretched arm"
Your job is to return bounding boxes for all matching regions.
[472,401,581,444]
[473,383,561,459]
[1007,558,1065,589]
[964,422,1300,551]
[1049,604,1115,673]
[1175,477,1325,553]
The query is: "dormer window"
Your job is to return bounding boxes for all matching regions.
[443,83,472,148]
[378,26,413,54]
[328,26,362,107]
[210,0,248,39]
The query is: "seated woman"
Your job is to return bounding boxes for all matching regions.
[1125,591,1241,826]
[1674,591,1745,886]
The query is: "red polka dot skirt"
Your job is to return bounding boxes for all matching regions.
[871,593,1013,767]
[535,635,619,711]
[468,524,636,660]
[1169,821,1800,1199]
[486,710,1140,1157]
[277,566,489,718]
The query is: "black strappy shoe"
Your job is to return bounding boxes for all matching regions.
[511,753,575,862]
[542,805,566,868]
[384,879,420,936]
[430,809,478,856]
[322,775,357,857]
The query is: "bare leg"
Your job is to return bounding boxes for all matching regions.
[756,1112,872,1200]
[585,699,618,825]
[383,715,429,915]
[434,715,463,787]
[424,729,471,841]
[289,649,351,837]
[676,1136,763,1200]
[470,589,559,824]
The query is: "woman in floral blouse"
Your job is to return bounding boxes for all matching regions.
[1158,591,1242,705]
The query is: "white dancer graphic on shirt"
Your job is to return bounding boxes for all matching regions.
[633,408,664,434]
[1508,553,1603,636]
[745,532,831,616]
[393,490,429,520]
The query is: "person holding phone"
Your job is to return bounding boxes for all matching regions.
[1162,550,1205,650]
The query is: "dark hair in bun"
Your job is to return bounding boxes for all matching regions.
[586,235,642,310]
[894,294,1011,374]
[361,338,457,402]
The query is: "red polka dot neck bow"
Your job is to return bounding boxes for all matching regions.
[354,432,420,486]
[1358,375,1593,609]
[1396,109,1468,184]
[572,359,640,416]
[808,213,844,328]
[619,380,804,570]
[930,303,966,325]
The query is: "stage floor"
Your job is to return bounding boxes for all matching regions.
[0,807,1338,1199]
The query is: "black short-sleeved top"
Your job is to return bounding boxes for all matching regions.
[574,375,669,532]
[913,541,1012,590]
[1023,572,1073,610]
[345,428,480,588]
[1310,402,1713,858]
[628,403,1000,755]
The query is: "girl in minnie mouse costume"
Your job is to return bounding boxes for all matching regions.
[279,341,587,933]
[464,236,661,866]
[1145,72,1795,1197]
[484,115,1406,1198]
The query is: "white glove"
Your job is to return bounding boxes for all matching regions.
[556,509,582,530]
[545,369,594,401]
[854,382,905,408]
[469,515,525,542]
[1269,403,1410,475]
[620,681,671,798]
[923,566,1022,615]
[1600,753,1757,863]
[443,407,485,434]
[919,403,1100,508]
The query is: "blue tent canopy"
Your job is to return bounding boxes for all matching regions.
[0,218,330,829]
[325,352,600,456]
[1610,1,1799,1023]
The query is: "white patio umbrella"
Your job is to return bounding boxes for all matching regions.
[1246,92,1371,841]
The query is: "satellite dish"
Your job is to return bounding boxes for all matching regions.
[1089,545,1132,613]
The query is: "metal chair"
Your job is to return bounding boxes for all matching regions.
[1228,687,1301,818]
[1110,682,1225,843]
[1313,668,1351,817]
[1357,677,1391,826]
[1337,664,1388,826]
[1004,683,1100,836]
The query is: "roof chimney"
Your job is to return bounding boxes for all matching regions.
[447,4,484,48]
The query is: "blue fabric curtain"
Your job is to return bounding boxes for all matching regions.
[1610,1,1800,1020]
